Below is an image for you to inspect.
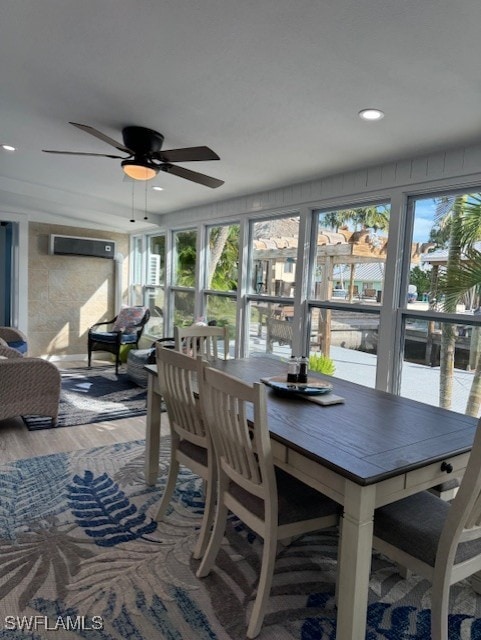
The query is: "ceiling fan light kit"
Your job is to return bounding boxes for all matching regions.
[121,159,158,181]
[43,123,224,188]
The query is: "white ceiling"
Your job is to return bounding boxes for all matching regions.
[1,0,481,232]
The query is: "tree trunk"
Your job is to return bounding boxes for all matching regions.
[440,323,455,408]
[207,226,229,289]
[439,198,464,409]
[424,265,438,365]
[466,352,481,416]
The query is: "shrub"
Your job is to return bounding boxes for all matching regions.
[309,352,335,376]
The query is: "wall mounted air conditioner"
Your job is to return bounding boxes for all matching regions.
[49,235,115,259]
[147,254,161,285]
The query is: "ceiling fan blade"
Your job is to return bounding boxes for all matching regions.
[69,122,133,154]
[42,149,126,159]
[160,164,224,188]
[156,146,220,163]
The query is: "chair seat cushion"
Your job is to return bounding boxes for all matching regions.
[374,491,481,566]
[89,331,138,344]
[229,467,341,526]
[179,439,208,467]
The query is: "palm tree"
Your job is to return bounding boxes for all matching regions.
[207,225,239,290]
[323,205,389,233]
[436,195,481,415]
[435,197,464,408]
[359,205,390,232]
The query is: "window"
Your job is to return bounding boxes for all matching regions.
[203,224,239,356]
[130,234,166,338]
[206,224,239,293]
[129,183,481,419]
[173,229,196,287]
[311,204,389,304]
[308,202,390,387]
[130,235,144,306]
[144,234,165,338]
[171,229,197,327]
[399,192,481,416]
[248,215,299,356]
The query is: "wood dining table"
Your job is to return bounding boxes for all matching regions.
[144,355,478,640]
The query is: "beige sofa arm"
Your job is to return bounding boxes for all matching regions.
[0,327,27,343]
[0,358,61,424]
[0,344,23,358]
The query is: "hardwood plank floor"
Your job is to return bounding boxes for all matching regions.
[0,415,149,463]
[0,360,169,464]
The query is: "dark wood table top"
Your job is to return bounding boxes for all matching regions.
[209,356,478,486]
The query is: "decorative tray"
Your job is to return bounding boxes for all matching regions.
[261,376,333,397]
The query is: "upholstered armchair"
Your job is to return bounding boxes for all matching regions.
[0,326,28,354]
[88,306,150,374]
[0,345,61,425]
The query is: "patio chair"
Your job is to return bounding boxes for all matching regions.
[88,306,150,374]
[196,366,342,639]
[174,324,229,360]
[154,346,215,560]
[372,417,481,640]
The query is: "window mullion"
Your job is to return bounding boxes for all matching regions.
[376,190,407,393]
[293,206,311,356]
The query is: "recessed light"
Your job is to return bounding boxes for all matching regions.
[358,108,384,121]
[1,144,16,151]
[152,186,164,191]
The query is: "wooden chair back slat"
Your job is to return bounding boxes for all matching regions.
[156,346,206,445]
[174,325,229,360]
[201,366,270,499]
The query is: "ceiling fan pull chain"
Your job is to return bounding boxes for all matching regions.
[144,182,148,221]
[130,180,135,223]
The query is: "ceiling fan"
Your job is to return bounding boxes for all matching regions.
[42,122,224,188]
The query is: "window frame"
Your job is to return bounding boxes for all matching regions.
[129,171,481,416]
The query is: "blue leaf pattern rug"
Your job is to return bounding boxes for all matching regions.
[1,440,481,639]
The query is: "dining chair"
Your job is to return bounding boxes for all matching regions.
[154,345,215,560]
[196,365,342,639]
[372,417,481,640]
[174,324,229,360]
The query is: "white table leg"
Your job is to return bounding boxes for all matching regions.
[336,481,376,640]
[144,373,161,486]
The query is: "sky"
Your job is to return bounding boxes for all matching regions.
[412,198,436,243]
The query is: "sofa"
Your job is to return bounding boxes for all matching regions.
[0,326,28,354]
[0,344,61,425]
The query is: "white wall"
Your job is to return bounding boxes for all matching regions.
[158,141,481,227]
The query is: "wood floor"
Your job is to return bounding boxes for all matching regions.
[0,360,168,464]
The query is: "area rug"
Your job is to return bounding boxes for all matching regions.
[23,366,148,431]
[1,440,481,639]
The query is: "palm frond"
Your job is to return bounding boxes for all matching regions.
[438,248,481,309]
[458,196,481,248]
[68,471,157,547]
[434,196,456,226]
